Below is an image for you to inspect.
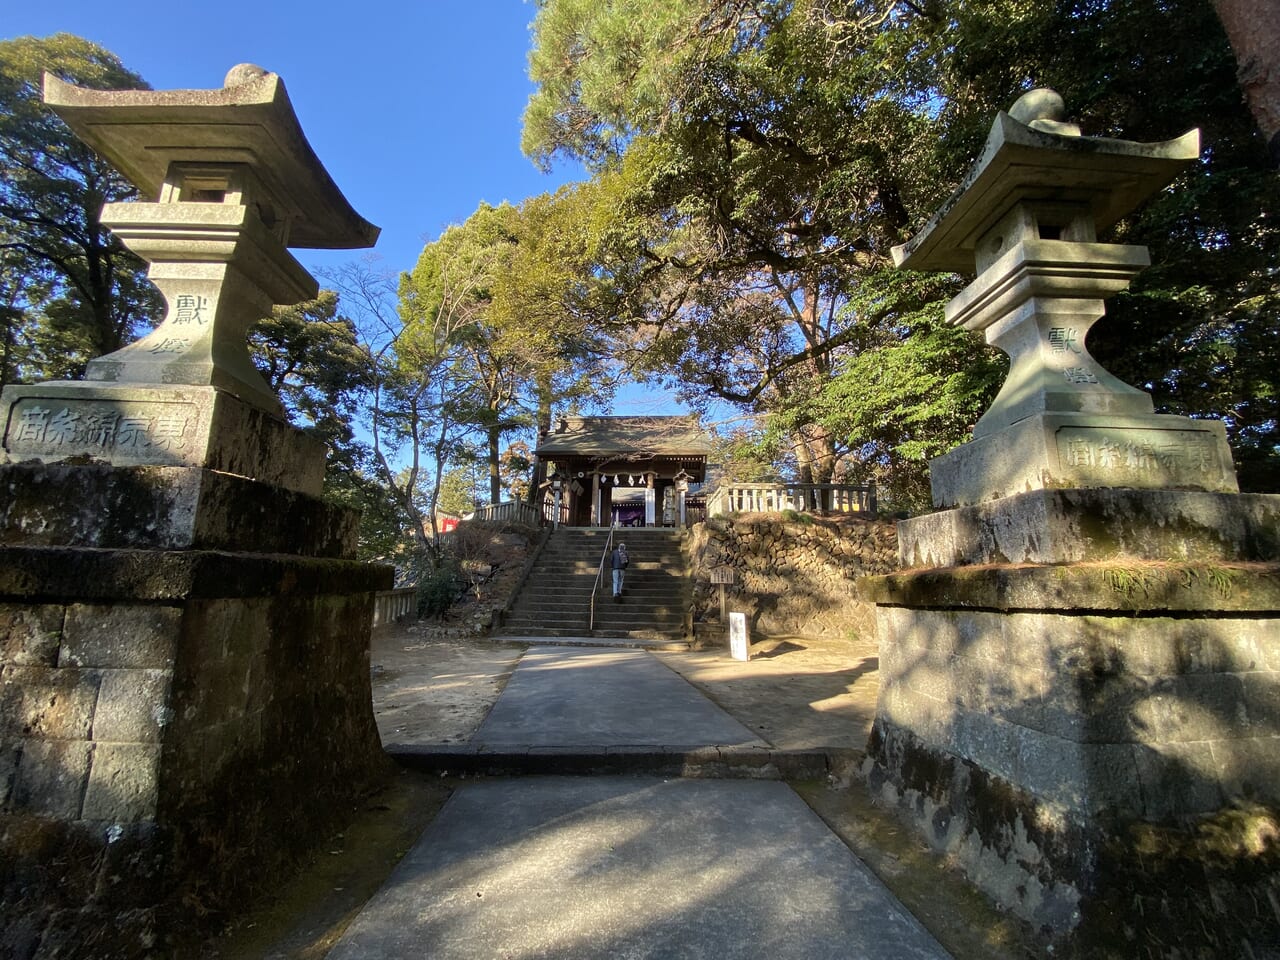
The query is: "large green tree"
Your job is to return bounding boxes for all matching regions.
[401,203,529,505]
[251,291,368,464]
[0,34,162,383]
[524,0,966,490]
[401,194,614,504]
[525,0,1279,498]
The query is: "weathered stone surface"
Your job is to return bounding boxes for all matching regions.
[91,669,173,743]
[1242,671,1280,735]
[0,741,18,808]
[42,68,379,251]
[0,664,100,740]
[865,719,1094,930]
[1,573,387,952]
[0,547,391,602]
[860,560,1280,614]
[0,603,63,666]
[82,742,160,822]
[866,720,1280,956]
[689,515,896,639]
[0,462,359,557]
[62,604,180,669]
[873,579,1280,859]
[892,104,1199,275]
[898,488,1280,568]
[1,383,325,497]
[160,587,383,824]
[11,739,92,818]
[1211,735,1280,801]
[1129,740,1225,816]
[927,411,1237,508]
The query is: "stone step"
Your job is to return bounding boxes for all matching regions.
[503,609,687,626]
[500,526,692,640]
[492,627,690,644]
[507,596,689,610]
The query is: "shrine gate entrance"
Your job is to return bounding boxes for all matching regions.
[534,416,713,527]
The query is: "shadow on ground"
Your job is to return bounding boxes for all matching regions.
[199,625,1044,960]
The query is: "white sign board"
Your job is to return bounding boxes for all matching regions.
[728,612,749,661]
[710,566,735,585]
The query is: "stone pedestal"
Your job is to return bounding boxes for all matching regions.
[860,489,1280,946]
[0,66,388,956]
[1,382,324,493]
[873,91,1279,954]
[0,426,391,953]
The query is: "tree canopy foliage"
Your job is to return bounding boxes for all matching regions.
[523,0,1280,505]
[0,33,162,385]
[523,0,997,498]
[399,195,614,505]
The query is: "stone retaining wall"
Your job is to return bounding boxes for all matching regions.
[860,489,1280,956]
[688,514,898,640]
[0,547,390,958]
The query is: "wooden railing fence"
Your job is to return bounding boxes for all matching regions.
[704,482,876,517]
[467,499,543,526]
[372,587,416,628]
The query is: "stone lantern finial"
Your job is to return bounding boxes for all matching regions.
[1008,88,1080,136]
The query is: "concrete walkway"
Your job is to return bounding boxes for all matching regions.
[329,644,951,959]
[474,646,764,748]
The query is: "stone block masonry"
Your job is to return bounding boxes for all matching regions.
[688,514,898,641]
[859,490,1280,955]
[0,549,390,958]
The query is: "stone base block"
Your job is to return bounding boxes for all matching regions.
[0,462,358,556]
[898,488,1280,568]
[871,601,1280,819]
[864,722,1280,956]
[0,382,324,496]
[0,546,392,954]
[861,554,1280,953]
[928,411,1237,508]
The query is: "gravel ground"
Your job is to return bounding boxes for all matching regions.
[368,626,880,751]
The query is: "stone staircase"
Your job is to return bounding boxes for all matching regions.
[497,528,691,643]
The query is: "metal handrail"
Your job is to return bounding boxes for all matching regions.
[588,525,617,632]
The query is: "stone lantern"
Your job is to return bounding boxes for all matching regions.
[0,67,390,952]
[893,89,1234,508]
[2,66,377,492]
[859,90,1280,949]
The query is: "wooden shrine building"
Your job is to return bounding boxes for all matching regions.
[534,415,714,527]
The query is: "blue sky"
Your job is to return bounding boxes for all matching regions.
[6,0,580,275]
[5,0,696,419]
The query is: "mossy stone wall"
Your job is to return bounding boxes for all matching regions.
[688,514,898,640]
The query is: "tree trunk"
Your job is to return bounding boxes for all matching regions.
[1213,0,1280,164]
[526,374,554,505]
[0,306,19,388]
[80,188,121,358]
[487,423,502,504]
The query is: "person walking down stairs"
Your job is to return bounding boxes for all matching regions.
[610,542,630,600]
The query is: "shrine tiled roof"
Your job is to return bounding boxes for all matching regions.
[534,416,713,457]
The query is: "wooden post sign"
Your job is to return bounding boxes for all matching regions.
[710,565,735,622]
